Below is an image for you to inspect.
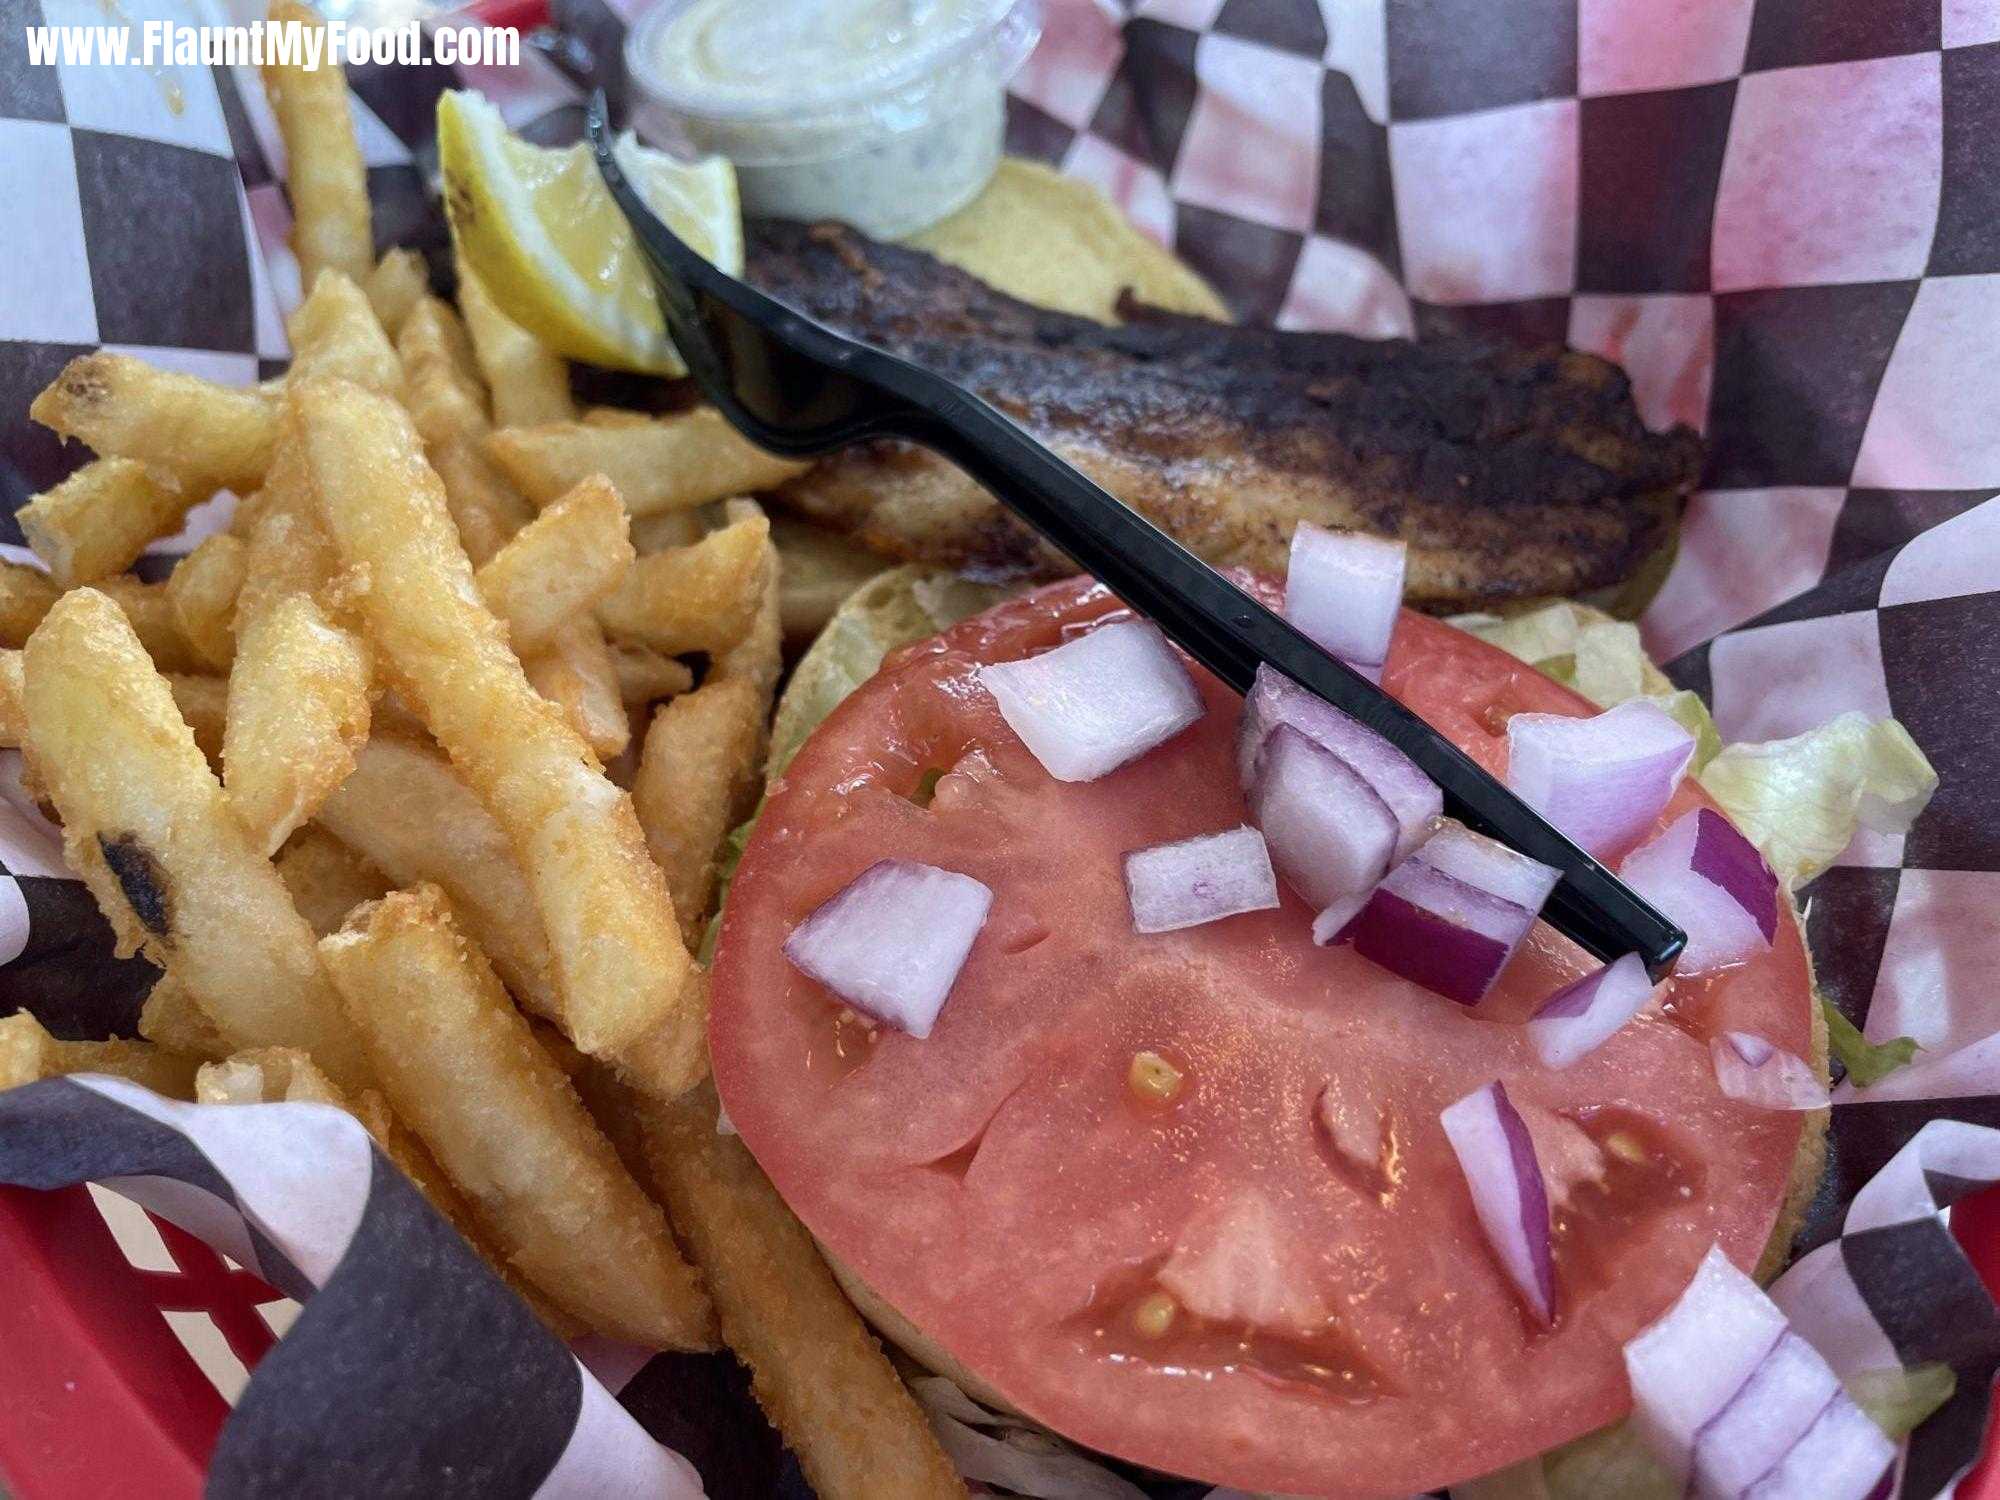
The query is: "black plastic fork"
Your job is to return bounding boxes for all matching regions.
[585,93,1685,980]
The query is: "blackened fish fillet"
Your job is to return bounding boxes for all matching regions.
[748,222,1701,612]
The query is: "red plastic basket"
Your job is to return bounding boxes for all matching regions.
[0,1176,1993,1497]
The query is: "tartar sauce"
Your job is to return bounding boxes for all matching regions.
[626,0,1041,239]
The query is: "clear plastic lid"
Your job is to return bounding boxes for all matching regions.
[626,0,1042,165]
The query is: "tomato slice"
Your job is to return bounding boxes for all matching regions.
[710,578,1813,1497]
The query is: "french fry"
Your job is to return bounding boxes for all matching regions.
[94,576,206,674]
[487,407,808,515]
[287,270,402,395]
[521,617,630,760]
[191,1039,581,1334]
[0,650,22,747]
[18,458,194,589]
[611,642,695,705]
[364,248,428,338]
[396,295,488,443]
[224,591,372,854]
[318,886,717,1348]
[712,499,784,705]
[167,673,226,767]
[314,733,560,1021]
[628,508,706,554]
[293,379,704,1090]
[30,353,277,498]
[634,1081,968,1500]
[165,532,246,670]
[0,563,60,647]
[772,513,889,645]
[262,0,372,289]
[19,587,371,1090]
[138,974,229,1061]
[597,508,771,655]
[275,826,389,937]
[455,261,576,428]
[475,474,634,653]
[0,1011,200,1098]
[633,678,762,944]
[396,298,535,566]
[195,1044,350,1109]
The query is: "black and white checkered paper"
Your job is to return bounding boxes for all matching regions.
[1,0,1997,1494]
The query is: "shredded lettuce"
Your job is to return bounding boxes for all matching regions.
[1697,711,1939,888]
[1448,1457,1552,1498]
[1847,1362,1956,1439]
[1451,603,1720,771]
[1540,1421,1677,1500]
[1822,998,1920,1089]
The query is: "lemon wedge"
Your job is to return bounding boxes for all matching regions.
[437,90,742,375]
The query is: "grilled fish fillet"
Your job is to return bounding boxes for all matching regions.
[749,222,1701,612]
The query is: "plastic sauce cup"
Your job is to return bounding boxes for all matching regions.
[625,0,1043,240]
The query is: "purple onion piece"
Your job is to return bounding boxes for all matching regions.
[1237,665,1440,864]
[782,860,993,1039]
[1692,808,1779,941]
[1525,952,1656,1069]
[978,619,1203,783]
[1689,1332,1840,1497]
[1250,724,1398,913]
[1340,821,1555,1005]
[1711,1033,1829,1112]
[1439,1080,1554,1324]
[1621,809,1777,974]
[1124,825,1280,935]
[1505,699,1696,859]
[1740,1388,1895,1499]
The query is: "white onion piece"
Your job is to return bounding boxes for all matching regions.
[1250,725,1398,913]
[1506,700,1696,859]
[979,619,1203,783]
[782,860,992,1038]
[1526,952,1655,1069]
[1689,1331,1840,1497]
[1440,1081,1554,1324]
[1624,1246,1790,1485]
[1237,665,1441,863]
[1742,1392,1895,1499]
[1283,523,1406,678]
[1339,821,1558,1004]
[1712,1033,1830,1111]
[1621,809,1778,973]
[1124,826,1279,934]
[1420,819,1565,913]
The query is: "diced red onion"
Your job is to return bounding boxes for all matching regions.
[1440,1081,1554,1324]
[1124,825,1280,934]
[783,860,993,1039]
[1250,724,1398,913]
[1742,1390,1895,1499]
[978,619,1203,783]
[1338,821,1559,1004]
[1621,809,1778,973]
[1283,523,1406,680]
[1625,1246,1894,1499]
[1309,888,1371,947]
[1624,1246,1791,1484]
[1237,665,1441,864]
[1689,1332,1841,1496]
[1712,1033,1829,1111]
[1505,700,1696,860]
[1526,952,1656,1069]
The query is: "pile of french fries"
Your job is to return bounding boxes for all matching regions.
[0,7,961,1494]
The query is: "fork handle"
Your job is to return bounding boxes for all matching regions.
[887,385,1686,979]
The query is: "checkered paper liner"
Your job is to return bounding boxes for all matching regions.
[0,0,1998,1493]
